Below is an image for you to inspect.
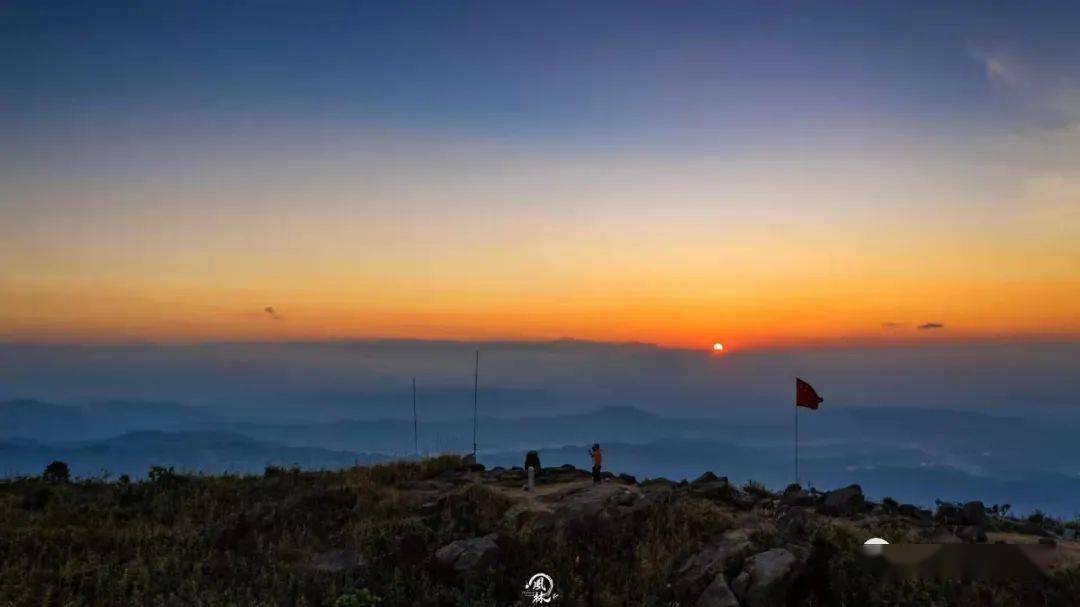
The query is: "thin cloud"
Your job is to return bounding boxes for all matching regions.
[264,306,282,320]
[881,322,905,329]
[977,52,1028,90]
[918,322,944,330]
[969,45,1080,124]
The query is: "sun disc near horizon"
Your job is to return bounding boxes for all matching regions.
[712,343,724,352]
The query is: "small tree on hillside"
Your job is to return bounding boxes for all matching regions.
[43,460,70,484]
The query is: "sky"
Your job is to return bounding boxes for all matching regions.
[2,1,1079,350]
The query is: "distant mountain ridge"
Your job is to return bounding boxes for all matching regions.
[0,399,223,442]
[3,399,1079,515]
[0,430,389,479]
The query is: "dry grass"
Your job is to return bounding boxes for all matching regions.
[1,458,1078,606]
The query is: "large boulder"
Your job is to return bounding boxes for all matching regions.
[434,534,500,573]
[546,483,646,528]
[780,486,816,507]
[537,465,589,484]
[935,503,962,524]
[695,573,740,607]
[819,484,865,516]
[693,471,721,485]
[731,490,761,511]
[729,571,750,600]
[739,548,800,607]
[898,503,931,519]
[672,529,752,602]
[505,505,559,536]
[692,479,739,503]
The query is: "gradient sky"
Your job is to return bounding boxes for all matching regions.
[2,1,1078,349]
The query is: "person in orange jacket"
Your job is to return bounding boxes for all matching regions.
[589,443,603,484]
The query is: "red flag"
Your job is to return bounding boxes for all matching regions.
[796,377,823,410]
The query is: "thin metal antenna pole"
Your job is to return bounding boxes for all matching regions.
[472,349,479,458]
[412,377,418,457]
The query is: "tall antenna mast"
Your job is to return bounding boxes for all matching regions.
[412,377,418,457]
[472,349,479,459]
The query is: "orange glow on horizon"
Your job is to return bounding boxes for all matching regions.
[4,132,1078,350]
[3,270,1078,351]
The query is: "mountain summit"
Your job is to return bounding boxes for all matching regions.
[2,456,1078,605]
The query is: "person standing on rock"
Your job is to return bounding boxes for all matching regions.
[590,443,603,484]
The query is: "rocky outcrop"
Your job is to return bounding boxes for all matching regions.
[737,548,801,607]
[640,479,676,504]
[673,529,752,602]
[819,484,865,517]
[693,471,721,485]
[695,573,740,607]
[935,502,961,524]
[691,477,739,503]
[523,466,589,486]
[898,503,932,522]
[780,483,816,508]
[729,571,750,600]
[434,534,500,573]
[423,465,1070,602]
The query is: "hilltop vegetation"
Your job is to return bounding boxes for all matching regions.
[1,457,1078,606]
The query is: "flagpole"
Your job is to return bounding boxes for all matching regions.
[794,377,822,487]
[472,349,479,459]
[412,377,418,457]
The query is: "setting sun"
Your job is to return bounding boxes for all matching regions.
[713,343,724,352]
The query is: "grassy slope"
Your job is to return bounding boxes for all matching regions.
[0,458,1077,606]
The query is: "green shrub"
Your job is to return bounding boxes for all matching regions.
[147,465,186,488]
[42,460,70,484]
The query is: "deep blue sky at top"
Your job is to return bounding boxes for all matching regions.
[5,0,1078,144]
